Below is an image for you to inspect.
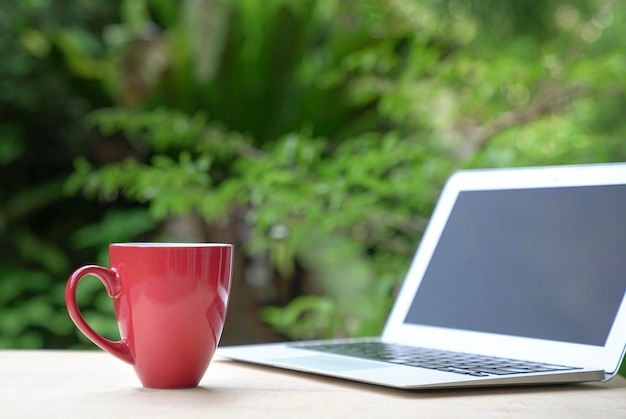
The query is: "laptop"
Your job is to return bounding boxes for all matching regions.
[218,163,626,389]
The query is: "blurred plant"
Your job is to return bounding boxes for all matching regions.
[3,0,625,352]
[64,0,456,340]
[0,0,147,348]
[62,0,626,344]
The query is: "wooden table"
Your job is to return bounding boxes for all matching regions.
[2,350,626,418]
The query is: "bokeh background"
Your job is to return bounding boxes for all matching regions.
[1,0,625,370]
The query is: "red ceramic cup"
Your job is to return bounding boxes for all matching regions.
[65,243,233,389]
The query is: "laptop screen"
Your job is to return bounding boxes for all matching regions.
[404,184,626,347]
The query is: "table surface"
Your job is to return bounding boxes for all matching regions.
[2,350,626,418]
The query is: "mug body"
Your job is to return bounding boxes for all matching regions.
[110,243,232,388]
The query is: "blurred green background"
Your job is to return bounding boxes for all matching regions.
[1,0,625,371]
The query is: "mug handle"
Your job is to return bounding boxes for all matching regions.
[65,265,134,365]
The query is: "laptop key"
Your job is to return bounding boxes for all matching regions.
[435,367,489,377]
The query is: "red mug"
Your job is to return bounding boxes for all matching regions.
[65,243,233,388]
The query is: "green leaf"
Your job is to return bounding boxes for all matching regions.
[71,208,157,248]
[14,232,70,276]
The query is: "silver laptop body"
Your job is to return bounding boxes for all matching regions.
[218,163,626,389]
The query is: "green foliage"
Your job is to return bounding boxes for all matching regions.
[2,0,625,369]
[0,0,131,349]
[61,0,626,344]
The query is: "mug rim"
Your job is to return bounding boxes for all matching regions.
[111,242,233,248]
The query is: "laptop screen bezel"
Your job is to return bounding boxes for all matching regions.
[382,163,626,374]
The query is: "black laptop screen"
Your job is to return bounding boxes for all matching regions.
[404,184,626,347]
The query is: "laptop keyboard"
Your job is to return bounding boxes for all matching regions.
[291,341,578,377]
